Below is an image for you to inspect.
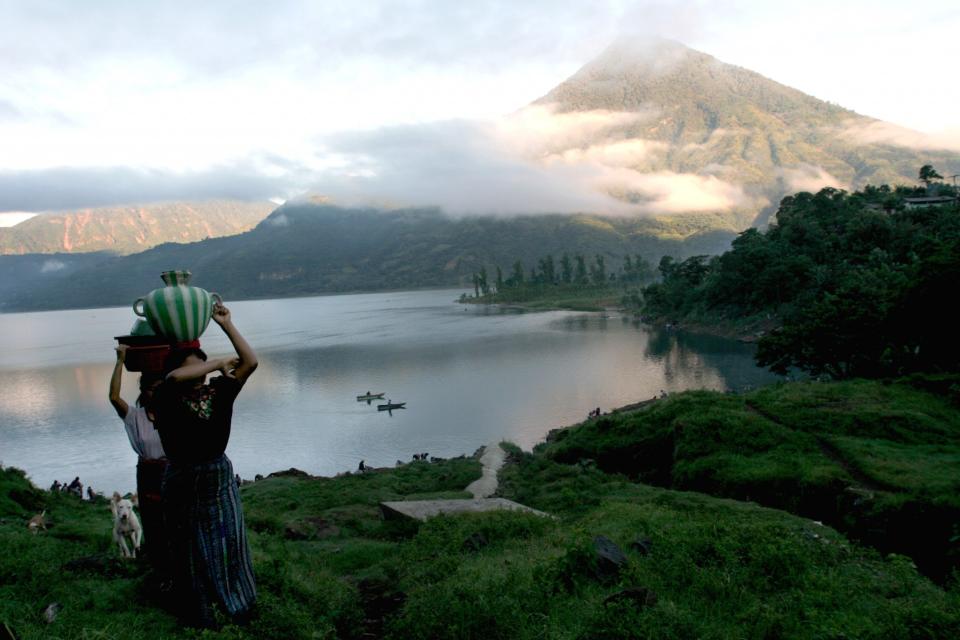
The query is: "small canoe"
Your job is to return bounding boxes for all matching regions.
[378,402,406,411]
[357,393,386,401]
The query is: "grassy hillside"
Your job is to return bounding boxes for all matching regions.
[2,379,959,638]
[537,377,960,582]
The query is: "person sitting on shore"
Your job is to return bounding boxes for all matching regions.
[67,477,83,498]
[153,302,258,628]
[50,480,61,492]
[110,346,168,573]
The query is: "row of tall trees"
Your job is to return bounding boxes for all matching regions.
[470,253,654,297]
[643,175,960,378]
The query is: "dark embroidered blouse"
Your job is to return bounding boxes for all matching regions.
[155,375,242,464]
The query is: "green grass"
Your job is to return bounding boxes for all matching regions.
[747,379,960,445]
[0,459,480,640]
[3,380,960,638]
[827,437,960,494]
[538,379,960,582]
[495,453,959,639]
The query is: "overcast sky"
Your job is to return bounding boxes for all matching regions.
[1,0,958,215]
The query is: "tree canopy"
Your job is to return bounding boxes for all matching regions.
[919,164,944,186]
[642,181,960,378]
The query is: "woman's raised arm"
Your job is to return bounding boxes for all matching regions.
[109,346,130,418]
[213,304,258,384]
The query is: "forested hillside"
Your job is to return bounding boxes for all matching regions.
[642,178,960,378]
[3,206,735,311]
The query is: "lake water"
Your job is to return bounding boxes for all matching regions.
[0,289,778,493]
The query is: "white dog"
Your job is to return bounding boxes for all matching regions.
[111,492,142,559]
[28,510,46,534]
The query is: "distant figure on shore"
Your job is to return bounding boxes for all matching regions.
[659,390,668,399]
[110,345,168,574]
[67,477,83,498]
[86,486,95,501]
[153,302,258,628]
[50,480,61,492]
[358,460,366,472]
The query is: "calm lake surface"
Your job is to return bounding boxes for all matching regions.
[0,289,778,492]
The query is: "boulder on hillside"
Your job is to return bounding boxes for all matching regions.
[593,535,628,584]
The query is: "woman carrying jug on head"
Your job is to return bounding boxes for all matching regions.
[153,302,258,628]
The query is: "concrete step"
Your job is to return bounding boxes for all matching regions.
[380,498,550,522]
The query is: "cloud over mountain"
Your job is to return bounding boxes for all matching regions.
[297,38,958,224]
[3,36,957,225]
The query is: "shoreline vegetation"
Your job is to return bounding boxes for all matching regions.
[3,376,959,639]
[465,177,960,363]
[458,252,653,314]
[460,286,625,313]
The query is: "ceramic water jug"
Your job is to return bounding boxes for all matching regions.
[133,270,222,342]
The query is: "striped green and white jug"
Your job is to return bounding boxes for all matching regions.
[133,270,222,342]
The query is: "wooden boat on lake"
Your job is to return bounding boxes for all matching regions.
[357,392,386,402]
[378,402,406,412]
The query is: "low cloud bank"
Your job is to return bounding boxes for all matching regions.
[597,169,752,213]
[840,120,960,153]
[2,104,755,217]
[304,118,627,215]
[778,164,845,194]
[303,104,751,215]
[40,259,66,273]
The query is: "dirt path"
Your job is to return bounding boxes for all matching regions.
[465,443,505,498]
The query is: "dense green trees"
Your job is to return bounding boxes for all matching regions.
[467,253,655,306]
[643,180,960,378]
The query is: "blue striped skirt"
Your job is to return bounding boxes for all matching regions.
[162,454,256,625]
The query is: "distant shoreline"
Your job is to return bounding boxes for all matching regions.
[0,285,473,315]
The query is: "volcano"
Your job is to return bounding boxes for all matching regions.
[530,38,959,226]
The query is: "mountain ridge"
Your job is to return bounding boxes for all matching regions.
[0,200,275,255]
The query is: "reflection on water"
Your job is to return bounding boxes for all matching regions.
[0,289,778,492]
